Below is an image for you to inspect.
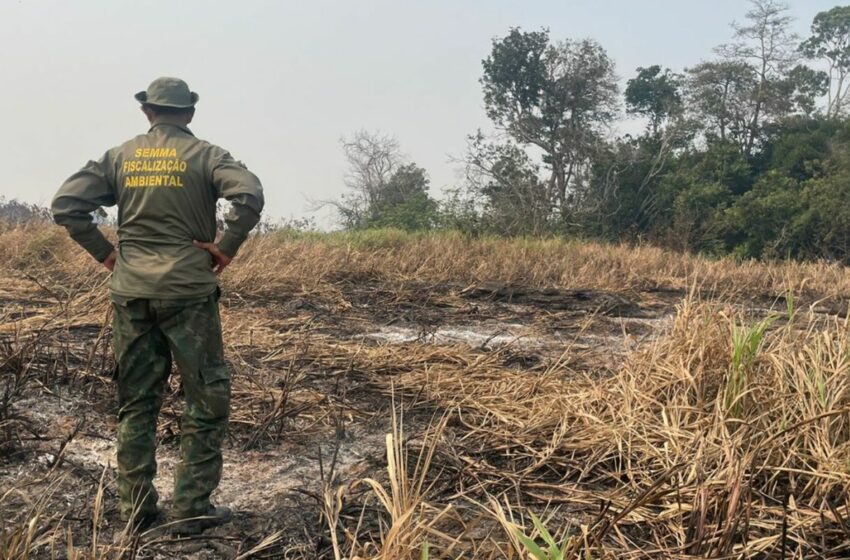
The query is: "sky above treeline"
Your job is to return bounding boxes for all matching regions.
[0,0,840,225]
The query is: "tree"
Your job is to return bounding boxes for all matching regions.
[723,173,803,258]
[0,197,52,224]
[801,6,850,118]
[334,130,437,231]
[368,163,438,231]
[583,114,695,241]
[686,1,827,156]
[625,66,683,135]
[718,0,801,155]
[796,171,850,261]
[785,65,829,116]
[761,115,837,181]
[481,28,619,221]
[686,60,758,148]
[338,131,400,227]
[462,132,551,235]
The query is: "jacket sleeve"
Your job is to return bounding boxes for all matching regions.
[211,151,265,258]
[51,153,117,262]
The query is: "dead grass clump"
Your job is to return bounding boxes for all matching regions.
[0,320,73,457]
[0,477,66,560]
[324,406,452,560]
[382,299,850,557]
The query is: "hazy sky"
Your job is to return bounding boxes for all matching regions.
[0,0,839,224]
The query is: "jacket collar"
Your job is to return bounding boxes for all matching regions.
[148,122,195,136]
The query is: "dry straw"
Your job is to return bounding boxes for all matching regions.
[4,223,850,557]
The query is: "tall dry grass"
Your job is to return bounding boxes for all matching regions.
[3,222,850,304]
[379,299,850,557]
[5,223,850,557]
[227,228,850,304]
[232,297,850,557]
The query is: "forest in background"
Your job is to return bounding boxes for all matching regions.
[330,1,850,263]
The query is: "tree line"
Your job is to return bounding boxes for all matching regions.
[335,1,850,262]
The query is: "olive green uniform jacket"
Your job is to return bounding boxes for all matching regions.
[52,122,264,298]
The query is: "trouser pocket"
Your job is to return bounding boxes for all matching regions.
[186,366,230,424]
[200,363,230,385]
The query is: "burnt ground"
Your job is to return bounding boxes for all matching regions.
[0,277,789,558]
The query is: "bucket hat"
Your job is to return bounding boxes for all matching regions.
[134,77,198,108]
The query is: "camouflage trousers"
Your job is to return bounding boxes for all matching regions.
[111,290,230,519]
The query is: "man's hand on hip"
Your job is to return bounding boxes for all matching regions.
[193,240,233,276]
[102,249,118,272]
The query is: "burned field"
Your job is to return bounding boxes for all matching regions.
[4,227,850,558]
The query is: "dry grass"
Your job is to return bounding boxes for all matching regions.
[4,222,850,558]
[227,228,850,304]
[4,223,850,305]
[386,299,850,557]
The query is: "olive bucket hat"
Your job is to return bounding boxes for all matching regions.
[134,77,199,108]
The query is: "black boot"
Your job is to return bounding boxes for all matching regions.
[170,505,232,535]
[120,507,163,533]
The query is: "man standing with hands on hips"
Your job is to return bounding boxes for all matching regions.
[52,77,264,534]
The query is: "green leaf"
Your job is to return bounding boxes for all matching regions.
[516,528,548,559]
[530,512,558,550]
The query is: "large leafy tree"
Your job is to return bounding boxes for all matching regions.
[686,61,757,148]
[801,6,850,118]
[625,66,683,135]
[481,28,619,220]
[367,163,438,231]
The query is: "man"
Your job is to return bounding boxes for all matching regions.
[51,77,264,534]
